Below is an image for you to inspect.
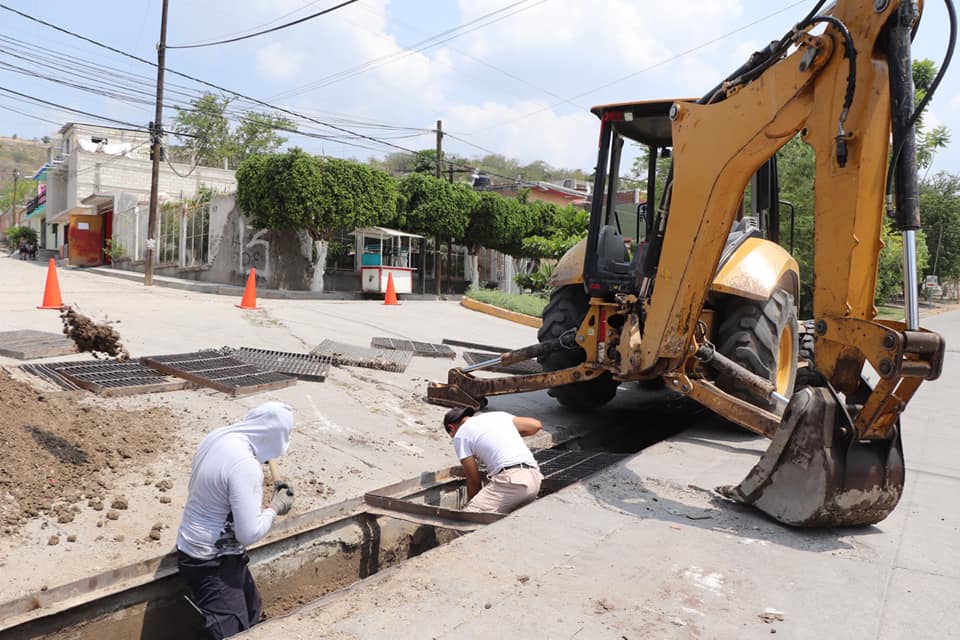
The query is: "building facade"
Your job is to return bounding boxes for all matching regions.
[24,123,235,267]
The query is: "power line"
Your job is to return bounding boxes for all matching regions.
[174,0,327,47]
[0,4,524,182]
[166,0,361,49]
[0,86,152,131]
[0,100,65,126]
[465,0,810,136]
[268,0,549,101]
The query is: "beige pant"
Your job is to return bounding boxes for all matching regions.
[463,467,543,514]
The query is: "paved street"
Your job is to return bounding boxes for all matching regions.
[2,255,958,639]
[244,313,960,638]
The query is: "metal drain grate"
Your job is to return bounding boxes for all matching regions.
[311,340,412,373]
[142,352,297,396]
[48,360,187,396]
[533,449,628,494]
[18,363,82,390]
[462,351,543,375]
[442,338,513,353]
[370,337,455,359]
[227,347,331,382]
[0,330,77,360]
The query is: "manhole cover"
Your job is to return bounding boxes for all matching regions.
[0,330,77,360]
[462,351,542,375]
[311,340,412,373]
[228,347,331,382]
[141,352,297,396]
[371,337,455,359]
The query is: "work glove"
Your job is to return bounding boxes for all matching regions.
[270,482,295,516]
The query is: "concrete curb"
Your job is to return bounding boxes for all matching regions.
[459,296,543,328]
[77,266,451,301]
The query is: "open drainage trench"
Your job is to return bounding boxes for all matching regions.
[1,393,709,640]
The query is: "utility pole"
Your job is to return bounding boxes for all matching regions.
[434,119,442,296]
[144,0,169,286]
[11,168,20,225]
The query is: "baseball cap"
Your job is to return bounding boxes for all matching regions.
[442,406,475,428]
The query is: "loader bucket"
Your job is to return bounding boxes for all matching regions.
[717,386,904,527]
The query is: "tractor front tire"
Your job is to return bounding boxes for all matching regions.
[716,289,798,413]
[538,285,619,411]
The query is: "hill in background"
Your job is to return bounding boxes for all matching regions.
[0,136,49,192]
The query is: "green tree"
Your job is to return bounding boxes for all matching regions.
[398,173,480,293]
[520,202,589,259]
[174,93,293,169]
[237,149,397,240]
[919,171,960,282]
[237,149,398,291]
[0,177,38,219]
[876,224,929,303]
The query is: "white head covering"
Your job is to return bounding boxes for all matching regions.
[195,401,295,465]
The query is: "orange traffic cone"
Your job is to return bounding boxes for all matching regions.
[236,268,260,309]
[384,271,399,305]
[37,258,64,310]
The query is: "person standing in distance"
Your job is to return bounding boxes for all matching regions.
[443,407,544,513]
[176,401,296,639]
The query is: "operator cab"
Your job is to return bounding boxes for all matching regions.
[584,99,783,297]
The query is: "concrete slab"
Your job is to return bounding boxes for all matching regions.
[242,311,960,639]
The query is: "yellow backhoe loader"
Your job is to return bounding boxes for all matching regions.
[428,0,951,527]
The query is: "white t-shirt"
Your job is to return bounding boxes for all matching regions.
[453,411,537,476]
[177,402,294,560]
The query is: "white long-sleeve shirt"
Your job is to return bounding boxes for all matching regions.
[177,402,293,560]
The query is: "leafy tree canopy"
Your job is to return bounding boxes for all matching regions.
[397,173,479,241]
[173,93,293,169]
[236,148,398,240]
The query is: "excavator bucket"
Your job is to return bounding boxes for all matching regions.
[718,386,904,527]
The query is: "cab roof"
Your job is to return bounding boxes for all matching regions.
[590,98,695,148]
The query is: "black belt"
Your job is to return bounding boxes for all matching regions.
[495,462,537,474]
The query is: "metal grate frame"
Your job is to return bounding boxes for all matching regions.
[141,352,297,396]
[48,360,187,396]
[371,337,455,359]
[311,340,412,373]
[462,351,543,375]
[228,347,331,382]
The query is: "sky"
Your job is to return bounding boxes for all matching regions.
[1,0,959,176]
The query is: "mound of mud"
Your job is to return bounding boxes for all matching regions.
[60,306,129,360]
[0,372,176,527]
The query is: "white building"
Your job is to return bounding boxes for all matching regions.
[28,123,235,266]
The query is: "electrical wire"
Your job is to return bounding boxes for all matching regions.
[0,86,151,131]
[174,0,327,47]
[464,0,810,137]
[0,4,524,181]
[166,0,361,49]
[885,0,957,200]
[268,0,548,101]
[0,100,64,126]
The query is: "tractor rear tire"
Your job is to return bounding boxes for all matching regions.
[538,284,619,411]
[796,319,819,388]
[716,289,798,413]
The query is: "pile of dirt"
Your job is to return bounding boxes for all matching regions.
[0,372,176,527]
[60,306,129,360]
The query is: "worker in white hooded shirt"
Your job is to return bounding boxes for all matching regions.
[176,401,295,639]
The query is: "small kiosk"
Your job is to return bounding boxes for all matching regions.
[352,226,422,295]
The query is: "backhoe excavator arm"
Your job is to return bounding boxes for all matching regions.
[631,0,945,442]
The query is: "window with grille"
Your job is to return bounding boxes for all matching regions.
[158,205,180,264]
[184,204,210,267]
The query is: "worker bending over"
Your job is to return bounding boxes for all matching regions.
[176,401,296,639]
[443,407,544,513]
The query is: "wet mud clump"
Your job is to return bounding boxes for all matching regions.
[60,306,130,360]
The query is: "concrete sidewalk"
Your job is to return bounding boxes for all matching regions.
[245,311,960,640]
